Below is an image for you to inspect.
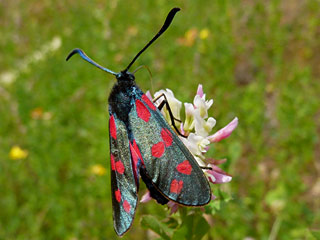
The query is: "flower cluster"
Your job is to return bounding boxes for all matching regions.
[142,84,238,212]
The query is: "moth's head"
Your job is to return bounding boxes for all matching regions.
[116,71,135,82]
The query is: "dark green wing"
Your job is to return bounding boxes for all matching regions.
[129,94,211,206]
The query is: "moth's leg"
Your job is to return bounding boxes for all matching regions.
[152,94,181,122]
[200,166,213,170]
[153,93,187,138]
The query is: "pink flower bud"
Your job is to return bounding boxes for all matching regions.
[140,191,152,203]
[208,117,238,143]
[206,164,232,184]
[196,84,204,97]
[167,201,179,214]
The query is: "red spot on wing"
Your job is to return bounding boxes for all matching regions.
[109,115,117,139]
[130,142,139,168]
[115,189,121,202]
[129,141,139,184]
[123,200,131,213]
[136,99,151,122]
[151,142,165,158]
[130,140,144,165]
[133,140,144,165]
[176,160,192,175]
[161,128,173,147]
[142,94,156,110]
[130,140,144,185]
[170,179,184,194]
[115,161,125,174]
[110,154,115,171]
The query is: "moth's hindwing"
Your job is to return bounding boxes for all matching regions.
[109,114,138,236]
[129,94,211,206]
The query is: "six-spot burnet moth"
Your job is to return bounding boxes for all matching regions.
[66,7,211,236]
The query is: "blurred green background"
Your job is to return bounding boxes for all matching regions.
[1,0,319,239]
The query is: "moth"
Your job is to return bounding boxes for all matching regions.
[67,8,211,236]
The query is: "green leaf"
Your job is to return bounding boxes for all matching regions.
[164,217,179,229]
[172,213,210,240]
[140,215,173,240]
[172,221,189,240]
[172,214,193,240]
[211,199,222,211]
[193,215,210,240]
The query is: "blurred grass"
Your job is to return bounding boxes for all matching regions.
[1,0,319,239]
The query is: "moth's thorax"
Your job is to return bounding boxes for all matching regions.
[108,71,142,123]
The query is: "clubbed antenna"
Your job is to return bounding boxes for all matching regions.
[124,7,180,72]
[66,48,118,75]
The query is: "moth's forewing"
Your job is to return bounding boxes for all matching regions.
[128,91,211,206]
[109,114,138,236]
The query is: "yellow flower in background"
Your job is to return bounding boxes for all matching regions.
[9,146,28,160]
[90,164,107,176]
[177,28,198,47]
[31,107,43,119]
[199,28,210,40]
[185,28,198,44]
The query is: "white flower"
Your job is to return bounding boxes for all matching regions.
[194,109,216,137]
[180,133,210,166]
[145,90,153,101]
[183,103,195,132]
[154,89,182,126]
[151,85,237,164]
[193,93,213,119]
